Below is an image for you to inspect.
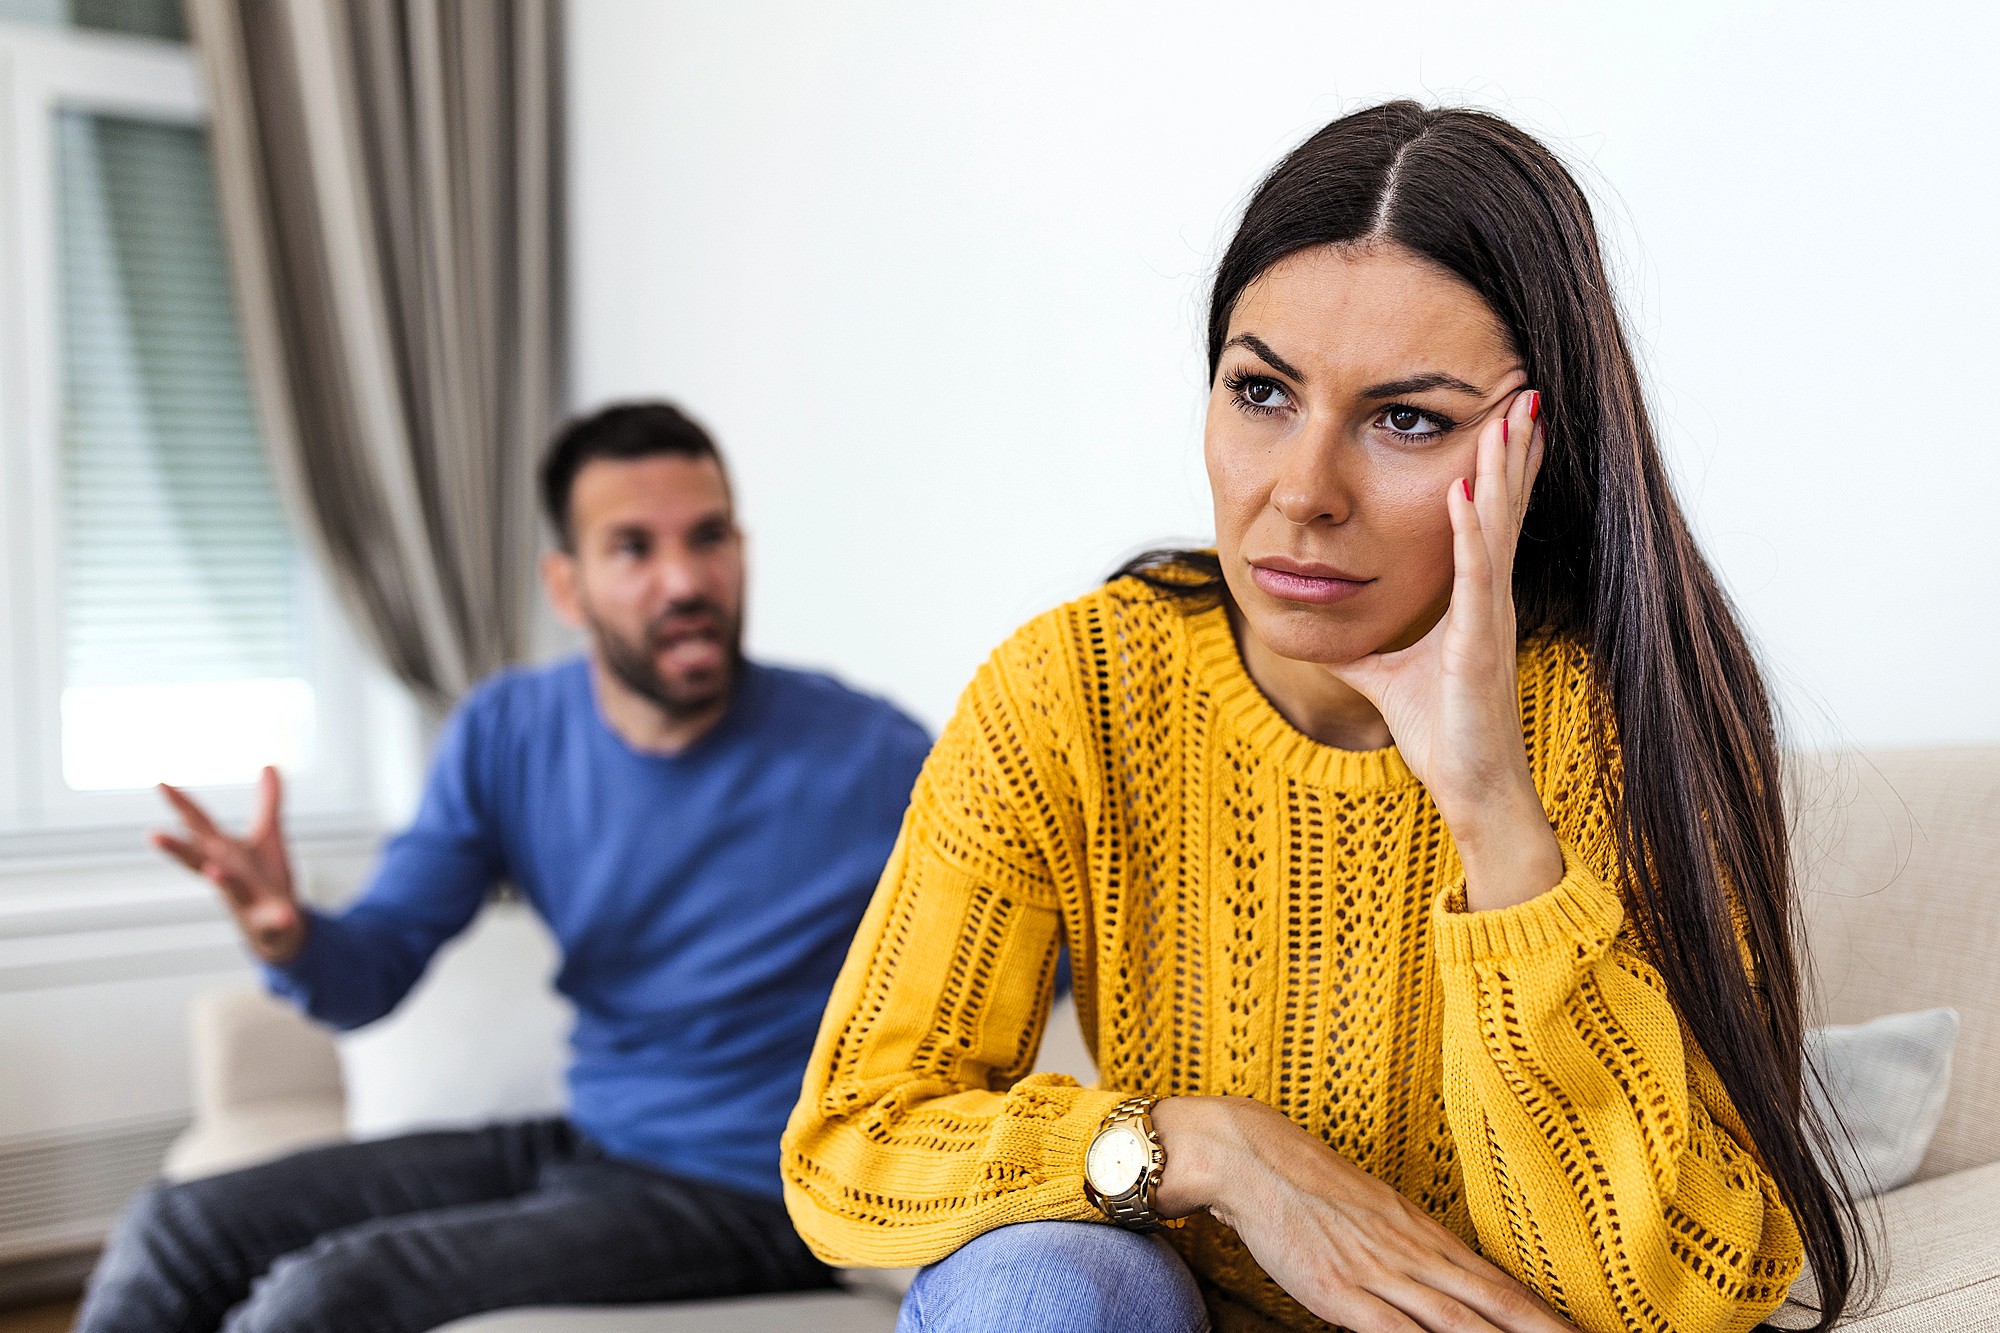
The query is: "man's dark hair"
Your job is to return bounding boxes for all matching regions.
[539,401,725,550]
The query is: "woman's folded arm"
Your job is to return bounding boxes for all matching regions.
[781,647,1123,1267]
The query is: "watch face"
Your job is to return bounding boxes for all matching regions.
[1086,1126,1149,1195]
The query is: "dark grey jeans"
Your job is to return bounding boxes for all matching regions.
[75,1118,835,1333]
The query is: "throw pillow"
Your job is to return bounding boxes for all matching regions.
[1803,1006,1960,1199]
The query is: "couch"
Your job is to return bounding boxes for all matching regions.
[164,745,2000,1330]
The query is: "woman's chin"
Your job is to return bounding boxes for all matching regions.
[1241,603,1396,669]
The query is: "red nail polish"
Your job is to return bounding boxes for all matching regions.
[1461,477,1473,501]
[1529,391,1541,422]
[1502,418,1510,444]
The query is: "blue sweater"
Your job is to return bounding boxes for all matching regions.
[266,656,931,1198]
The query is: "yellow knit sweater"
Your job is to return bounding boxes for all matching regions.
[781,581,1802,1333]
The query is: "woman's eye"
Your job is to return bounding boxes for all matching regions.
[1378,405,1449,438]
[1226,373,1292,416]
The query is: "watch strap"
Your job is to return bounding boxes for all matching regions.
[1085,1094,1168,1232]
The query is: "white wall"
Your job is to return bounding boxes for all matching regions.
[568,0,2000,748]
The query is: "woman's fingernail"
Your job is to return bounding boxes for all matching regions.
[1529,390,1541,421]
[1502,418,1510,444]
[1461,477,1474,501]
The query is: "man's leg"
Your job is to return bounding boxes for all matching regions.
[895,1221,1209,1333]
[77,1120,573,1333]
[216,1156,835,1333]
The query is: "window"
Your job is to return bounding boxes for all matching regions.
[0,0,184,42]
[0,17,373,839]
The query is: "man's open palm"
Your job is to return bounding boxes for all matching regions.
[153,765,306,964]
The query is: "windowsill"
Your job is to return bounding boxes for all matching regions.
[0,812,383,877]
[0,816,386,953]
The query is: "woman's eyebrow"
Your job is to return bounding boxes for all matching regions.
[1223,338,1491,401]
[1223,333,1306,383]
[1358,372,1484,398]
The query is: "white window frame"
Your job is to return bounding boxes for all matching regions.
[0,21,378,849]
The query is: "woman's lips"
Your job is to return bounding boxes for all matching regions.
[1250,563,1372,605]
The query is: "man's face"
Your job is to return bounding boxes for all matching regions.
[544,454,745,719]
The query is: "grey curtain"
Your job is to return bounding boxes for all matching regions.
[186,0,562,711]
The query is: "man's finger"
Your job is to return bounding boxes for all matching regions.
[159,783,222,838]
[150,831,206,875]
[242,895,299,938]
[209,837,277,897]
[249,765,283,843]
[205,862,261,910]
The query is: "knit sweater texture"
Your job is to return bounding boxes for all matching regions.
[781,580,1802,1333]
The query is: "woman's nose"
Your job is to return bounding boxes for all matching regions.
[1269,424,1354,527]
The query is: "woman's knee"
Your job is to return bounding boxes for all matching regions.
[899,1221,1206,1333]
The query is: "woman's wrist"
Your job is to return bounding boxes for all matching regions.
[1151,1094,1264,1222]
[1446,777,1565,911]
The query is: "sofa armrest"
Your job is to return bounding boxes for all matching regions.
[164,984,347,1181]
[188,984,344,1111]
[1773,1158,2000,1329]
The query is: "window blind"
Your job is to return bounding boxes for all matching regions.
[56,110,301,690]
[0,0,188,42]
[55,110,313,790]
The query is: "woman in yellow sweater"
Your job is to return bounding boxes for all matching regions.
[782,102,1858,1333]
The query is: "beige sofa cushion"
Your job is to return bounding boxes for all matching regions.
[1793,746,2000,1181]
[1835,1159,2000,1330]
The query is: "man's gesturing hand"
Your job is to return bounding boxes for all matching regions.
[152,765,306,964]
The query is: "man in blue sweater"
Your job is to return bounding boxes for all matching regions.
[79,403,933,1332]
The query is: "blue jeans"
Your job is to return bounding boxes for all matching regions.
[76,1118,833,1333]
[896,1221,1209,1332]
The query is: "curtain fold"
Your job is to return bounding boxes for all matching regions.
[186,0,562,710]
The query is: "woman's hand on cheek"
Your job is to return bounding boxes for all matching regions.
[1155,1097,1580,1333]
[1326,389,1564,911]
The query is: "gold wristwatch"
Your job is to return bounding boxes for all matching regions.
[1083,1095,1168,1231]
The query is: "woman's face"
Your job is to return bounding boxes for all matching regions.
[1206,242,1527,665]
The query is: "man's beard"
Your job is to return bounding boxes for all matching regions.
[584,596,744,721]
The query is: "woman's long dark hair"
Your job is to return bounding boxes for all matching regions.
[1124,101,1861,1329]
